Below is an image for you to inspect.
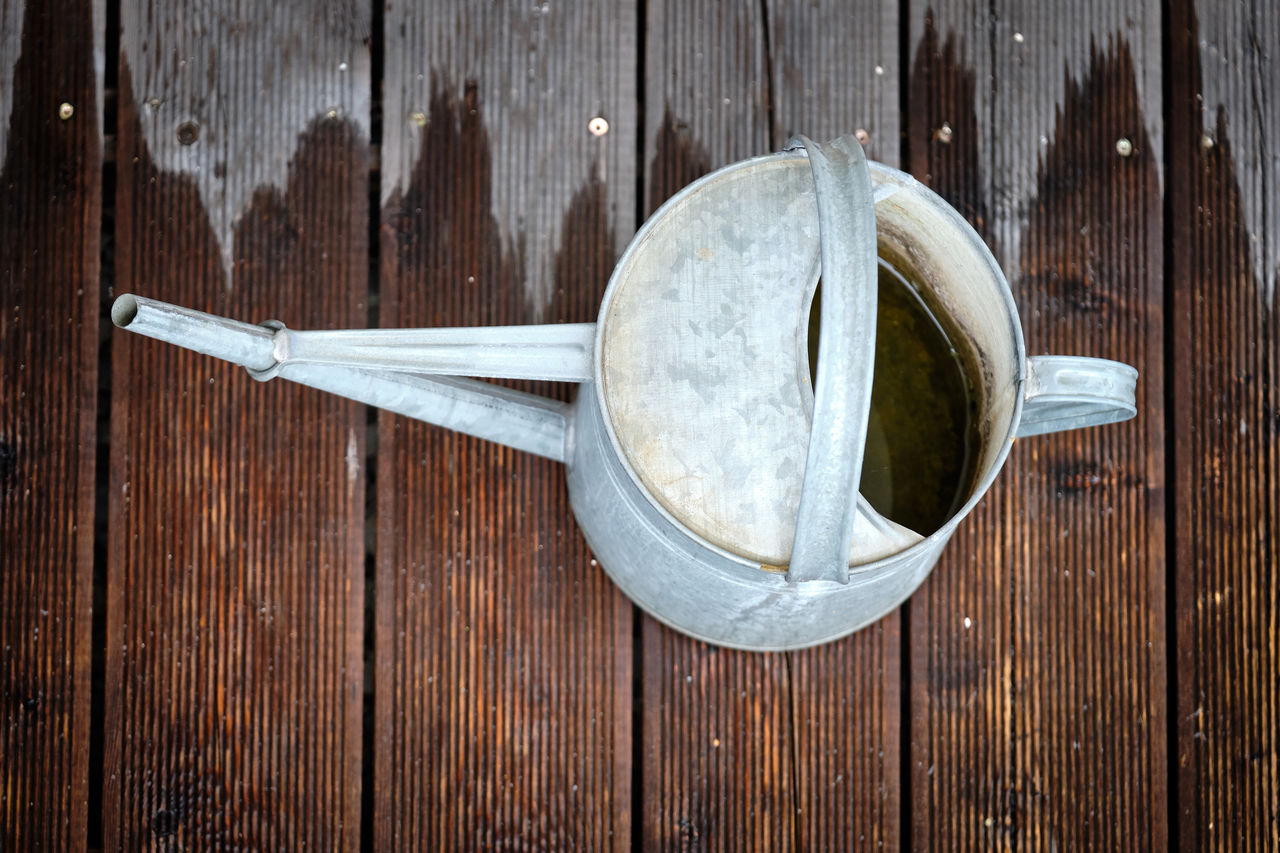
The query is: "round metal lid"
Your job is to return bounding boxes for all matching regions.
[597,146,920,570]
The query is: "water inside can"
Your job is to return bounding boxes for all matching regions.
[808,258,980,535]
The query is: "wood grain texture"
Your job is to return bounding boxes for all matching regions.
[767,1,903,848]
[766,0,900,164]
[115,0,372,281]
[2,0,1275,845]
[375,2,636,847]
[907,3,1166,849]
[105,2,369,847]
[1170,0,1280,847]
[642,3,908,847]
[0,0,101,848]
[640,3,796,849]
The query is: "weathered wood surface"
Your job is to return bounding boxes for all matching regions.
[105,1,370,848]
[0,0,101,848]
[639,2,902,849]
[907,1,1167,849]
[767,4,904,849]
[639,3,795,849]
[375,1,636,848]
[1170,0,1280,848]
[4,0,1280,848]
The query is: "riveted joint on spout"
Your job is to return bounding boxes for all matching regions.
[245,320,291,382]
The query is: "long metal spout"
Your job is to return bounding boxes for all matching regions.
[111,294,576,462]
[111,294,595,381]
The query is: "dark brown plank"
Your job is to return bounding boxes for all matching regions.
[767,2,904,848]
[640,3,798,850]
[375,3,636,848]
[907,3,1167,848]
[0,0,101,847]
[105,4,369,848]
[641,4,906,846]
[767,0,900,167]
[1170,0,1280,847]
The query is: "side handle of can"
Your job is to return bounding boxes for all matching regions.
[1017,355,1138,437]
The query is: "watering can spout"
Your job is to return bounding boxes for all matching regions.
[111,293,589,463]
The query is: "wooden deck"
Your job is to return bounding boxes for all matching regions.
[1,0,1276,849]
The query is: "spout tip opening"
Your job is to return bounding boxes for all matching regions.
[111,294,139,327]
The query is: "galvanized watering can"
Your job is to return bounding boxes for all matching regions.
[112,135,1137,651]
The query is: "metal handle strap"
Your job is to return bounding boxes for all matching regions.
[786,135,880,585]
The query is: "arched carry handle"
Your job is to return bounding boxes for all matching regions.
[1017,355,1138,437]
[786,135,909,585]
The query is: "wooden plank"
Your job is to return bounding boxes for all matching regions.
[642,3,905,846]
[105,3,369,848]
[641,3,906,846]
[1170,0,1280,847]
[0,0,101,847]
[906,2,1167,848]
[767,2,903,849]
[375,2,636,848]
[640,3,799,850]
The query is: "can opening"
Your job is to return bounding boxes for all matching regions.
[111,294,140,327]
[806,258,981,535]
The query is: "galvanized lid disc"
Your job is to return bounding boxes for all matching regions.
[598,153,911,568]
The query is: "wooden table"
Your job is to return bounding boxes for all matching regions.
[2,0,1276,848]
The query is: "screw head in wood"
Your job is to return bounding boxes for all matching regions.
[935,122,954,144]
[855,128,870,145]
[588,116,609,136]
[1199,133,1215,151]
[410,111,427,127]
[176,122,199,145]
[1115,136,1134,157]
[58,102,74,120]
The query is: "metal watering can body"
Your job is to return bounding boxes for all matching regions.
[113,136,1137,651]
